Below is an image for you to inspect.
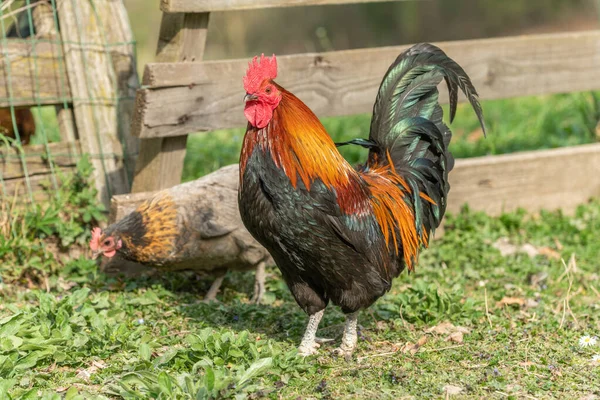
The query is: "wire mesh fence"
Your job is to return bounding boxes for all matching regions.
[0,0,138,215]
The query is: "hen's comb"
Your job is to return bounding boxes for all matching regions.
[243,54,277,94]
[90,227,102,251]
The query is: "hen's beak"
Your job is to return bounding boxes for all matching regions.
[244,93,258,103]
[91,250,102,260]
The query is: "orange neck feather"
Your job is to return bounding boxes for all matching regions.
[241,88,369,214]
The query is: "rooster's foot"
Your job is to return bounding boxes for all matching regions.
[332,311,359,361]
[298,341,320,356]
[332,345,355,361]
[297,309,325,357]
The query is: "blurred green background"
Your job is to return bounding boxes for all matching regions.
[123,0,600,182]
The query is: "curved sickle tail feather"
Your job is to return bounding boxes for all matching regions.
[365,43,486,253]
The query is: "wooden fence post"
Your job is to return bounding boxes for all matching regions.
[31,0,78,144]
[57,0,131,207]
[131,12,209,193]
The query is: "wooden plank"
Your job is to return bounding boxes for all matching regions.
[58,0,130,208]
[135,30,600,138]
[448,143,600,216]
[0,140,80,180]
[161,0,418,13]
[0,40,71,108]
[131,12,209,193]
[96,0,141,182]
[55,106,78,142]
[1,170,77,204]
[29,1,79,145]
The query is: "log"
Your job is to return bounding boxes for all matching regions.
[134,30,600,138]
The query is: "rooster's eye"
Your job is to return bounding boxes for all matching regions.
[265,86,272,94]
[104,240,111,246]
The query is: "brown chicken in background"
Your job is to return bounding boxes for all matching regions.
[90,165,272,303]
[0,108,36,146]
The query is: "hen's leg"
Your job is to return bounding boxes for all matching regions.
[250,262,266,304]
[333,311,359,360]
[203,270,227,303]
[298,309,325,356]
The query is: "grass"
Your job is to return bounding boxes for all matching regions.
[1,157,600,398]
[182,91,600,181]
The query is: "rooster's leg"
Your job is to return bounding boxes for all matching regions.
[203,270,227,303]
[333,311,359,360]
[298,309,325,356]
[250,261,266,304]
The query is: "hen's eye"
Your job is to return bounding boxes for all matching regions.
[104,240,111,246]
[265,86,272,94]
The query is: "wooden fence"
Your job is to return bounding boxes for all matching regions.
[124,0,600,220]
[0,0,138,207]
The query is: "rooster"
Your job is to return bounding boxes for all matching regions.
[238,44,485,357]
[90,165,271,303]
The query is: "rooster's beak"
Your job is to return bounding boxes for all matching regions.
[244,93,258,103]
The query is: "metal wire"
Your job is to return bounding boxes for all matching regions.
[0,0,138,213]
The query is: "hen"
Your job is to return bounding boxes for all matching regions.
[0,108,36,146]
[238,44,486,357]
[90,165,271,302]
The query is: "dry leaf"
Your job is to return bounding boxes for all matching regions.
[401,336,427,354]
[376,320,389,332]
[579,395,599,400]
[554,237,564,251]
[443,384,463,395]
[525,298,539,308]
[496,296,525,308]
[76,360,107,382]
[426,322,470,335]
[529,271,548,287]
[519,361,534,367]
[493,238,544,258]
[493,237,519,256]
[446,331,464,343]
[538,247,561,260]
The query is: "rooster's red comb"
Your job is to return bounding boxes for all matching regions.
[90,227,102,251]
[243,54,277,94]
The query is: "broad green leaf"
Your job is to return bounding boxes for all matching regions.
[238,357,273,386]
[139,343,151,361]
[204,367,215,391]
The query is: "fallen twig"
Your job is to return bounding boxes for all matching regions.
[424,344,464,352]
[485,288,493,329]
